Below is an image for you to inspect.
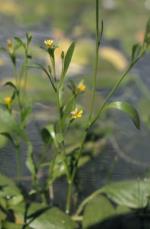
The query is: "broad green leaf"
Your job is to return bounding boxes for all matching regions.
[0,174,23,208]
[83,196,115,228]
[29,207,76,229]
[63,42,75,76]
[131,44,142,62]
[8,195,23,206]
[2,222,23,229]
[101,179,150,209]
[0,210,6,221]
[12,202,25,225]
[105,101,140,129]
[0,109,23,143]
[27,203,48,219]
[0,109,18,131]
[83,195,130,228]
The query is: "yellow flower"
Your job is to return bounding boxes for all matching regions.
[70,107,83,119]
[4,96,12,106]
[77,81,86,93]
[44,39,54,48]
[7,39,13,53]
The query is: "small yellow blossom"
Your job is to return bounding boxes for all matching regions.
[7,39,13,53]
[4,96,12,106]
[77,81,86,93]
[70,107,83,119]
[44,39,54,48]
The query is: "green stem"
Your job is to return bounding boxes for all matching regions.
[49,184,54,204]
[70,0,101,178]
[74,55,144,191]
[23,56,28,96]
[75,188,103,216]
[13,64,18,87]
[50,55,56,81]
[73,53,145,217]
[89,0,100,122]
[66,181,73,214]
[56,89,64,132]
[90,61,136,127]
[56,85,73,209]
[15,144,21,180]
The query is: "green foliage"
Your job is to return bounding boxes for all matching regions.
[131,44,143,62]
[0,173,23,222]
[29,207,77,229]
[63,42,76,77]
[105,101,140,129]
[83,195,130,228]
[144,17,150,47]
[0,0,149,228]
[101,179,150,209]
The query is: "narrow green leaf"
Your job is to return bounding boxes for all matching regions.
[4,81,18,91]
[20,106,32,127]
[62,97,75,121]
[67,80,77,95]
[35,64,56,92]
[41,125,58,148]
[4,81,19,99]
[26,32,32,45]
[0,132,17,147]
[56,133,64,144]
[26,141,37,178]
[144,17,150,46]
[63,42,75,76]
[49,155,66,182]
[106,101,140,129]
[131,43,142,62]
[14,37,25,49]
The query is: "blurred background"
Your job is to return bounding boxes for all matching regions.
[0,0,150,202]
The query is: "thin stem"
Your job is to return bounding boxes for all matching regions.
[49,185,54,204]
[89,0,100,122]
[56,85,73,210]
[90,60,137,127]
[75,188,103,216]
[56,89,64,132]
[13,64,18,87]
[74,55,144,191]
[66,181,73,214]
[74,52,145,217]
[15,144,21,180]
[23,56,28,96]
[50,55,56,81]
